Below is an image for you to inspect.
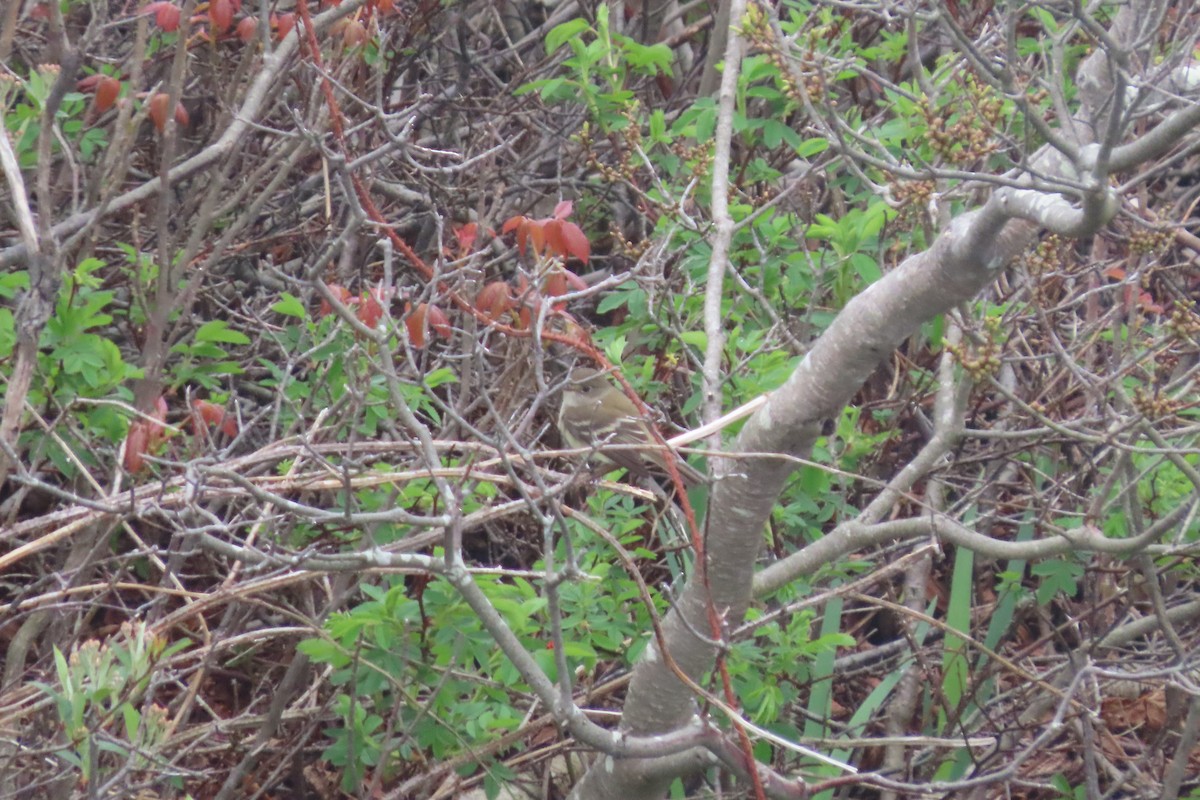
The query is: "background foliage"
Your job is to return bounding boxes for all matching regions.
[2,0,1199,798]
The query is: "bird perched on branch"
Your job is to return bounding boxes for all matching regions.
[557,367,706,486]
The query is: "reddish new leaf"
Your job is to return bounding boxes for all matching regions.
[543,219,566,261]
[358,288,386,328]
[553,199,574,219]
[76,74,105,92]
[543,269,585,312]
[404,303,451,347]
[235,15,256,42]
[558,221,590,263]
[404,303,428,348]
[124,396,170,472]
[476,281,514,321]
[143,1,181,32]
[124,423,150,472]
[192,399,238,438]
[341,18,367,47]
[501,215,530,255]
[525,220,546,257]
[320,283,353,317]
[1137,290,1164,314]
[94,75,121,112]
[209,0,233,32]
[454,222,480,254]
[500,215,526,236]
[426,304,452,338]
[273,12,295,40]
[544,269,567,299]
[563,269,588,292]
[148,93,188,132]
[149,396,170,447]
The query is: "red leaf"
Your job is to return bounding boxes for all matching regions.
[405,303,428,348]
[273,12,295,40]
[147,93,188,132]
[320,283,353,317]
[358,288,385,328]
[559,221,590,264]
[526,220,546,257]
[209,0,233,33]
[544,270,568,312]
[427,304,452,338]
[235,14,256,42]
[124,424,149,472]
[149,396,170,446]
[192,400,239,438]
[476,281,514,321]
[502,215,531,255]
[454,222,479,254]
[500,215,527,236]
[563,269,588,293]
[94,76,121,112]
[553,199,574,219]
[341,18,367,46]
[543,218,566,260]
[76,74,104,92]
[404,303,451,345]
[143,1,181,32]
[148,93,169,132]
[544,269,567,299]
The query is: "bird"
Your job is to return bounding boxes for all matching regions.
[557,367,706,486]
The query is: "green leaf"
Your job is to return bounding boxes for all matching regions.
[850,253,882,283]
[271,293,307,318]
[0,309,14,357]
[423,367,459,388]
[1032,559,1084,605]
[621,40,673,74]
[194,320,251,345]
[603,335,627,365]
[545,18,590,55]
[0,270,29,298]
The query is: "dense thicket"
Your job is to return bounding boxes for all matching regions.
[2,1,1199,798]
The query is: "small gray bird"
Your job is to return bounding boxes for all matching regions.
[557,367,706,486]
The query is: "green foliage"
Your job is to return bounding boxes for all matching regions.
[1050,772,1089,800]
[1,63,108,165]
[732,607,852,726]
[0,260,134,475]
[299,574,548,789]
[32,622,188,786]
[1031,557,1085,606]
[168,319,251,390]
[521,6,672,131]
[297,484,682,786]
[0,270,30,355]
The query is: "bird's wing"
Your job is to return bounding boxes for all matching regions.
[599,417,705,485]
